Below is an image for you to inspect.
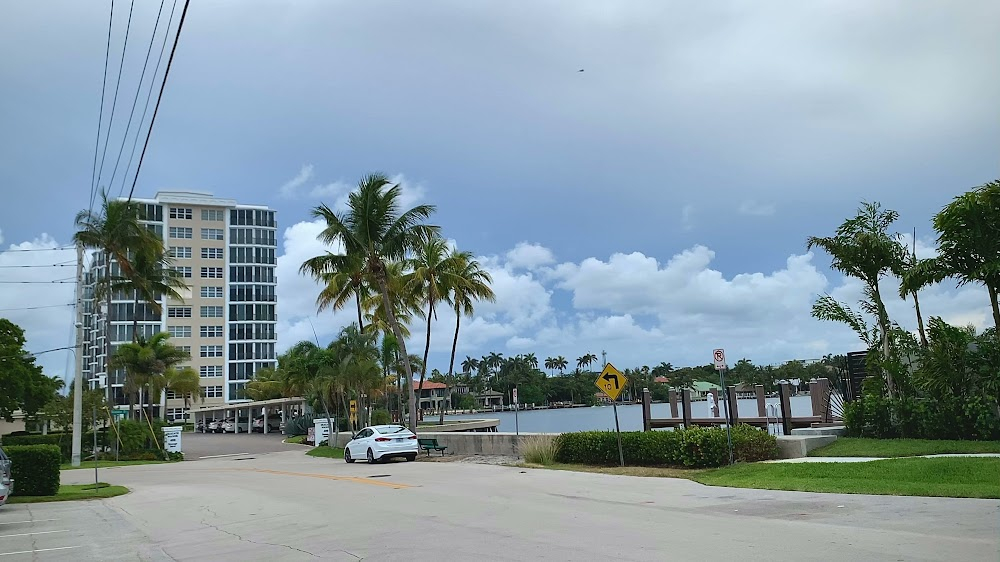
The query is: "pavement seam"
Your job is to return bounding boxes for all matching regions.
[198,505,321,559]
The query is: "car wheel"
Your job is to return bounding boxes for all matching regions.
[367,448,376,464]
[405,454,416,462]
[344,448,354,463]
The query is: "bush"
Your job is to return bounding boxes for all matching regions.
[115,420,166,455]
[284,415,315,436]
[6,445,60,496]
[553,425,776,468]
[844,395,1000,441]
[520,435,559,465]
[371,409,391,426]
[3,431,109,462]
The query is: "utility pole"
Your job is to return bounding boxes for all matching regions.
[71,243,84,467]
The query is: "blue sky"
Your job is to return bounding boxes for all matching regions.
[1,1,998,381]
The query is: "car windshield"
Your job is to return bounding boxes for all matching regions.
[374,425,407,435]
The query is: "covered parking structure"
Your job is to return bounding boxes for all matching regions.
[191,397,309,435]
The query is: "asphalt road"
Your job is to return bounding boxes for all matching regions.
[181,431,301,460]
[41,452,1000,561]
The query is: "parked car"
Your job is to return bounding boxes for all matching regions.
[0,445,13,507]
[222,417,250,433]
[207,419,226,433]
[252,416,280,433]
[344,424,418,464]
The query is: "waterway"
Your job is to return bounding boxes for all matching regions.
[444,395,815,433]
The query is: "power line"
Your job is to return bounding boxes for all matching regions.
[0,263,75,268]
[0,303,74,312]
[95,0,136,194]
[0,279,76,284]
[0,246,75,253]
[89,0,116,216]
[110,0,168,197]
[127,0,191,201]
[121,0,178,197]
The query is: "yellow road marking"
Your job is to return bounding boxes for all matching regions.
[232,468,412,489]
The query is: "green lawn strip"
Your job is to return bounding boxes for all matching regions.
[60,459,174,470]
[284,435,307,445]
[809,437,1000,458]
[520,462,705,480]
[9,483,129,504]
[306,446,344,459]
[694,458,1000,499]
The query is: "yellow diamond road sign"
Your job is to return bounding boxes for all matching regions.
[595,363,627,401]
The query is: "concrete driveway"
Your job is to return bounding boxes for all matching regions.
[59,450,1000,561]
[181,432,304,460]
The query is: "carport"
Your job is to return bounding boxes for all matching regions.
[191,397,309,435]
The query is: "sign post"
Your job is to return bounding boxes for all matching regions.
[512,386,519,438]
[595,362,628,467]
[713,348,734,465]
[349,400,358,430]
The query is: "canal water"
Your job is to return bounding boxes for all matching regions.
[444,395,815,433]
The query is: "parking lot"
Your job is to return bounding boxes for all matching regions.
[0,497,164,561]
[181,431,303,460]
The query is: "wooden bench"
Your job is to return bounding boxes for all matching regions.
[417,438,448,456]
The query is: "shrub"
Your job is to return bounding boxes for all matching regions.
[520,435,559,465]
[371,409,392,426]
[6,445,60,496]
[677,427,729,468]
[284,415,315,436]
[730,424,778,462]
[844,395,1000,441]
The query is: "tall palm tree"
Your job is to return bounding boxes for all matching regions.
[523,353,538,370]
[308,173,438,433]
[444,253,495,382]
[300,251,369,331]
[461,356,480,375]
[246,366,288,401]
[281,341,341,446]
[75,189,163,400]
[161,366,202,421]
[108,244,187,343]
[898,230,928,347]
[407,236,466,400]
[577,353,598,371]
[555,356,568,374]
[544,357,556,376]
[112,332,190,421]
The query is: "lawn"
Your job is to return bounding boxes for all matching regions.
[521,462,703,480]
[9,483,129,504]
[809,438,1000,458]
[694,458,1000,499]
[61,459,173,470]
[284,435,307,445]
[306,445,344,459]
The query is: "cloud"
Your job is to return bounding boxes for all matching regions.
[680,204,695,231]
[505,242,555,270]
[738,200,776,217]
[309,180,351,200]
[278,164,315,198]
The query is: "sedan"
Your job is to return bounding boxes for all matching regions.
[0,446,12,507]
[345,425,418,464]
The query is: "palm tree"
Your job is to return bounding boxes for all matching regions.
[555,356,568,374]
[444,252,495,381]
[246,366,288,401]
[461,356,480,375]
[407,236,466,402]
[807,202,906,395]
[523,353,538,370]
[544,357,556,376]
[112,332,190,422]
[308,173,438,433]
[281,341,341,446]
[161,366,201,421]
[898,230,928,347]
[577,353,598,371]
[75,189,163,400]
[300,251,369,331]
[108,244,187,343]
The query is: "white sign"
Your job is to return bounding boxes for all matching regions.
[713,348,727,370]
[162,426,183,453]
[512,388,518,404]
[313,418,330,445]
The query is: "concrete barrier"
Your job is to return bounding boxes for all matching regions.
[417,432,557,456]
[776,435,837,459]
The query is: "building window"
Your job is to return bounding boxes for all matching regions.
[200,345,223,358]
[200,306,224,318]
[166,408,189,422]
[204,385,223,398]
[201,209,225,222]
[170,266,192,278]
[200,325,223,338]
[169,227,193,239]
[200,267,223,279]
[139,204,163,222]
[201,228,224,241]
[169,246,192,259]
[168,326,191,338]
[169,207,193,220]
[201,247,224,259]
[199,365,223,378]
[167,307,192,318]
[176,345,191,354]
[200,286,224,298]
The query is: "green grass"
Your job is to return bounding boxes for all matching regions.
[521,462,704,479]
[306,445,345,459]
[809,438,1000,458]
[60,459,173,470]
[9,483,130,504]
[284,435,307,444]
[694,458,1000,499]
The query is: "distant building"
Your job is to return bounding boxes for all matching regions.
[690,381,722,398]
[476,390,503,408]
[79,191,277,422]
[653,376,669,384]
[415,380,449,411]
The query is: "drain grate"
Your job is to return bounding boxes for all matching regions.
[367,474,392,478]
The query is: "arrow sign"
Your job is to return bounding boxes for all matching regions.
[595,363,628,401]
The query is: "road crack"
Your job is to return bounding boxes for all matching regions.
[198,515,320,558]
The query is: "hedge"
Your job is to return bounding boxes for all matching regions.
[554,425,778,468]
[2,431,109,462]
[5,445,61,496]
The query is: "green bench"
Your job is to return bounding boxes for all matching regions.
[417,438,448,456]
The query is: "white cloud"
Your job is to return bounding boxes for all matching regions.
[738,200,776,217]
[309,180,351,200]
[680,204,695,231]
[505,242,555,270]
[278,164,315,198]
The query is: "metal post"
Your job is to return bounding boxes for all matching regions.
[603,354,624,467]
[513,385,519,438]
[718,368,734,465]
[71,243,84,467]
[641,388,651,432]
[93,406,99,492]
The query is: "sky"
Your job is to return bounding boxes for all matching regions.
[1,1,998,383]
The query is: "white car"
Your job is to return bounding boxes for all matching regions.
[222,417,250,433]
[344,425,418,464]
[0,446,12,507]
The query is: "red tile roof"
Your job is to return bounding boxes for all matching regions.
[414,380,448,390]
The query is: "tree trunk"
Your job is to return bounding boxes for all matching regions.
[375,272,418,433]
[104,251,113,408]
[872,285,895,398]
[355,292,364,332]
[441,311,461,426]
[989,285,1000,336]
[912,290,928,347]
[321,395,336,448]
[418,297,434,412]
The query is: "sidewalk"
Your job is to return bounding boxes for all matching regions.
[767,453,1000,463]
